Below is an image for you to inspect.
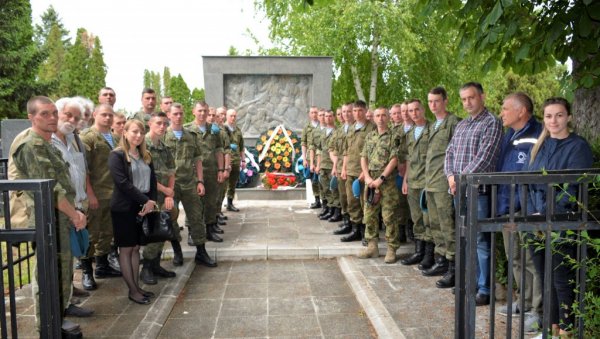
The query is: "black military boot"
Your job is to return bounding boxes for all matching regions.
[187,232,194,246]
[337,213,349,228]
[212,223,225,234]
[422,255,449,276]
[360,224,368,246]
[328,207,342,222]
[217,214,227,226]
[152,254,176,278]
[333,214,352,235]
[318,200,329,216]
[107,245,121,273]
[319,207,334,220]
[219,212,228,220]
[171,240,183,266]
[418,242,435,270]
[226,197,240,212]
[140,259,157,285]
[80,258,97,291]
[436,260,455,288]
[309,196,321,209]
[340,221,361,242]
[400,240,424,265]
[195,244,217,267]
[94,255,122,278]
[207,224,223,242]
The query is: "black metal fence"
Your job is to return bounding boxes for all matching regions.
[454,169,600,339]
[1,176,62,338]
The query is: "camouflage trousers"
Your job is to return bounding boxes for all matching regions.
[426,191,456,260]
[217,181,227,212]
[174,185,205,245]
[337,177,348,214]
[226,164,240,200]
[85,198,113,258]
[345,175,364,224]
[312,174,320,198]
[363,176,401,250]
[202,170,219,225]
[319,169,339,208]
[398,187,410,226]
[407,187,431,242]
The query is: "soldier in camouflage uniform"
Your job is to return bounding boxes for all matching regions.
[129,88,156,132]
[357,107,401,263]
[164,103,217,267]
[422,87,461,288]
[215,107,231,221]
[80,104,122,290]
[11,96,88,335]
[140,112,178,285]
[390,102,413,242]
[186,102,225,242]
[400,99,433,268]
[331,104,354,234]
[316,110,341,221]
[341,100,376,243]
[224,109,245,212]
[301,106,321,208]
[311,109,328,217]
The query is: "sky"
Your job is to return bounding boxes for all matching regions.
[30,0,272,112]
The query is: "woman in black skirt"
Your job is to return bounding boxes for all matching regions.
[108,119,157,304]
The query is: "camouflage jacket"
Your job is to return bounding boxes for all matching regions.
[129,111,153,132]
[11,130,75,228]
[301,121,318,162]
[163,127,203,190]
[344,121,376,177]
[406,122,431,189]
[224,124,244,165]
[317,127,336,170]
[145,135,175,204]
[425,113,461,192]
[80,127,117,199]
[185,122,223,173]
[361,129,399,174]
[329,124,348,171]
[391,123,410,163]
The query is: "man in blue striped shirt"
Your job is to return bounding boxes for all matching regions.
[444,82,503,306]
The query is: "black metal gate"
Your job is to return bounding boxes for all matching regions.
[1,176,62,338]
[454,169,600,339]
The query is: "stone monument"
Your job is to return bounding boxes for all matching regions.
[203,56,333,139]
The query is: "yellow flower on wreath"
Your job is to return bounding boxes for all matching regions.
[282,156,289,163]
[284,162,291,168]
[256,144,263,151]
[265,161,271,168]
[270,145,276,152]
[275,149,281,155]
[274,135,279,140]
[261,135,267,142]
[268,152,274,158]
[267,130,273,136]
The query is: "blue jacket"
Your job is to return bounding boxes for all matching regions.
[496,117,542,215]
[523,133,593,215]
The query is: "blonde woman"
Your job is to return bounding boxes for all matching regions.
[108,119,157,304]
[524,97,593,338]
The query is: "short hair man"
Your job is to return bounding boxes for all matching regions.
[301,106,322,208]
[331,104,353,234]
[400,99,432,268]
[98,87,116,107]
[496,92,543,326]
[160,96,173,114]
[316,110,341,222]
[223,109,245,212]
[421,87,462,288]
[80,104,122,290]
[111,110,126,138]
[445,82,503,306]
[358,107,402,263]
[10,96,88,336]
[130,88,157,131]
[215,106,231,220]
[340,100,376,244]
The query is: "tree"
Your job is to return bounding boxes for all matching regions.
[162,66,171,97]
[34,5,69,48]
[0,0,44,118]
[143,69,162,98]
[60,28,91,97]
[87,36,107,98]
[190,88,205,105]
[420,0,600,143]
[169,74,192,120]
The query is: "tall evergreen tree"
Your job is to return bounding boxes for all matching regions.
[34,5,69,48]
[87,36,107,98]
[60,28,89,97]
[163,66,171,96]
[37,23,68,98]
[169,74,192,120]
[0,0,44,118]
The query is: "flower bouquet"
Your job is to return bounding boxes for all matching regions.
[255,125,301,173]
[261,172,297,190]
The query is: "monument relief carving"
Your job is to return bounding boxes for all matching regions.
[224,74,312,137]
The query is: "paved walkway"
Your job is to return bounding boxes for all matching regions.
[7,199,523,338]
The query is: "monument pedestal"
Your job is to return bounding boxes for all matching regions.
[235,187,306,200]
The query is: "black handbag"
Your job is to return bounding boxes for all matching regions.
[137,210,175,243]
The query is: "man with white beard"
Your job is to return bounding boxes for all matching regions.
[51,97,95,318]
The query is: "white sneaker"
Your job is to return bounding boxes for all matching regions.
[523,312,541,334]
[498,301,527,317]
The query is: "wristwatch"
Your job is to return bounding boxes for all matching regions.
[197,179,204,184]
[379,175,386,182]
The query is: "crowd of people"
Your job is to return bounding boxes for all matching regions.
[302,83,593,338]
[7,88,245,337]
[6,80,594,338]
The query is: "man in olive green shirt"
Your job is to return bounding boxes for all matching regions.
[400,99,432,268]
[358,107,401,263]
[423,87,461,288]
[215,107,231,222]
[331,104,355,234]
[301,106,321,208]
[129,88,157,132]
[224,109,245,212]
[316,110,340,221]
[341,100,376,244]
[390,102,413,242]
[164,103,216,267]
